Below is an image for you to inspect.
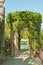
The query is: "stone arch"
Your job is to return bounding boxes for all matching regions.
[6,11,42,57]
[12,21,33,56]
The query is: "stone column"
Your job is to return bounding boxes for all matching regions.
[13,32,19,57]
[0,0,5,60]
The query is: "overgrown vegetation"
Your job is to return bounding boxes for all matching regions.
[6,10,42,56]
[40,30,43,46]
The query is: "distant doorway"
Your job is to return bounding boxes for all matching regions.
[20,39,30,50]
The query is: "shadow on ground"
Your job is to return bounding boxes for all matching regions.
[2,50,42,65]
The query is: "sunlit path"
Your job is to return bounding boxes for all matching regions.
[15,50,30,61]
[2,50,42,65]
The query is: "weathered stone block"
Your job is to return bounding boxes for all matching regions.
[0,7,5,15]
[0,0,5,3]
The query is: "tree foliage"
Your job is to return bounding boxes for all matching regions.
[6,11,42,53]
[40,30,43,46]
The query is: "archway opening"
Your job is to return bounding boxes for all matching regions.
[6,11,42,57]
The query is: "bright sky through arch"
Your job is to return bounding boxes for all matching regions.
[5,0,43,29]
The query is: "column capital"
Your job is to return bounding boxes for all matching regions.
[0,0,5,3]
[0,7,5,15]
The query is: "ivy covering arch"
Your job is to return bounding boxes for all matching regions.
[6,11,42,56]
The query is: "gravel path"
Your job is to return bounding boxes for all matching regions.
[2,50,43,65]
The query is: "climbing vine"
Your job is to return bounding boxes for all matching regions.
[6,11,42,55]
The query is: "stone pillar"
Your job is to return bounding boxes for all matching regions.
[0,0,5,60]
[9,29,14,56]
[13,32,19,57]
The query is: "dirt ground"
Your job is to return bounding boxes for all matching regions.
[1,50,43,65]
